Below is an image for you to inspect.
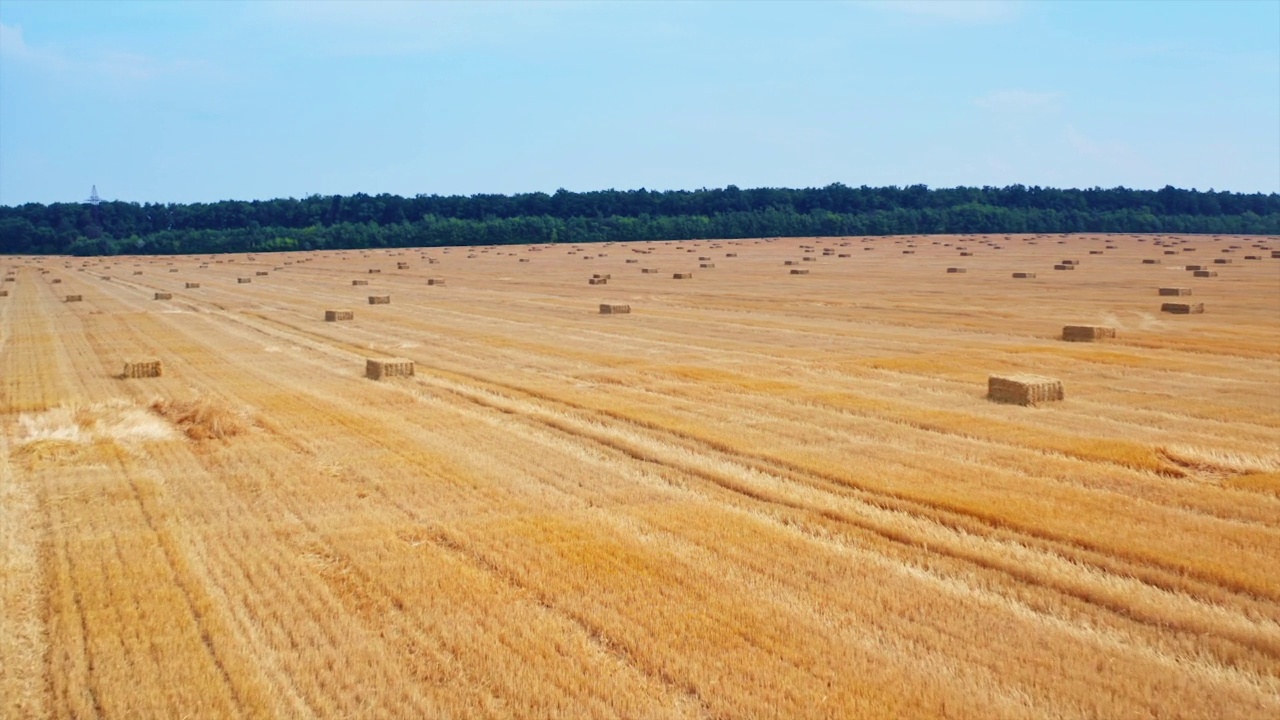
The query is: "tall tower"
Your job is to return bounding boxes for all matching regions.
[84,185,103,205]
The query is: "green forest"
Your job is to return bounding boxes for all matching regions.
[2,184,1277,256]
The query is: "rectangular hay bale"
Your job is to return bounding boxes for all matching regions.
[1062,325,1116,342]
[599,304,631,314]
[65,294,83,302]
[1161,302,1204,314]
[1012,272,1036,278]
[366,358,414,380]
[154,292,172,300]
[1158,287,1191,296]
[988,374,1064,406]
[186,282,200,288]
[325,310,354,321]
[1192,270,1217,277]
[368,295,391,304]
[672,273,692,279]
[122,360,163,378]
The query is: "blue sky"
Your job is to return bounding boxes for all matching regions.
[1,0,1276,205]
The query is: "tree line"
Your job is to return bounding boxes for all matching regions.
[2,183,1277,256]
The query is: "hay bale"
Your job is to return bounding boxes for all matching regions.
[368,295,391,304]
[960,251,973,256]
[589,278,608,285]
[672,272,692,279]
[133,270,143,275]
[1161,302,1204,314]
[368,269,381,274]
[65,295,83,302]
[238,278,252,284]
[1184,265,1203,271]
[641,268,659,274]
[154,292,173,300]
[1012,272,1036,279]
[625,259,638,264]
[324,310,354,321]
[1142,259,1160,264]
[427,278,446,285]
[256,271,269,276]
[1053,264,1074,270]
[1164,250,1177,255]
[1213,258,1232,264]
[1062,325,1116,342]
[122,360,163,379]
[51,278,62,284]
[185,282,201,289]
[1272,250,1280,258]
[0,290,8,297]
[790,268,809,275]
[802,257,816,262]
[988,375,1064,406]
[784,261,798,266]
[599,304,631,314]
[700,263,716,268]
[946,267,966,273]
[397,263,410,269]
[725,253,738,257]
[352,279,369,286]
[592,274,611,279]
[366,358,414,380]
[1158,287,1191,296]
[1089,250,1104,255]
[1193,270,1217,277]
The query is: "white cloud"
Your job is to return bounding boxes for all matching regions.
[0,21,200,85]
[973,89,1062,113]
[867,0,1021,24]
[0,22,69,70]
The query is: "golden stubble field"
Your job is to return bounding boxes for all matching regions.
[2,232,1279,719]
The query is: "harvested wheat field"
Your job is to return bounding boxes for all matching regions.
[3,233,1280,719]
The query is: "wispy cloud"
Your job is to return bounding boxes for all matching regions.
[0,22,69,70]
[0,21,202,86]
[973,89,1062,113]
[866,0,1021,24]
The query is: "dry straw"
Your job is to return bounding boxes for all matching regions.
[1062,325,1116,342]
[122,360,163,378]
[366,358,414,380]
[988,374,1064,406]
